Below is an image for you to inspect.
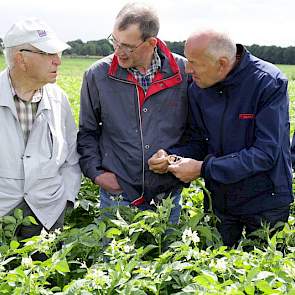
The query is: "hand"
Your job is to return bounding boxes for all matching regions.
[148,149,169,174]
[94,172,122,193]
[168,158,203,183]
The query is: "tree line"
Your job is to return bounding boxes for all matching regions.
[1,38,295,65]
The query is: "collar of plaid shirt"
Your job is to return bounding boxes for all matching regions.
[128,48,161,93]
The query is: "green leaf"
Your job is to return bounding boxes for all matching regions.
[256,280,274,294]
[4,224,15,232]
[244,283,255,295]
[4,231,13,238]
[2,216,16,225]
[22,216,38,226]
[13,209,23,221]
[253,271,274,281]
[55,259,70,273]
[194,273,216,287]
[10,240,20,250]
[105,228,122,238]
[28,216,38,225]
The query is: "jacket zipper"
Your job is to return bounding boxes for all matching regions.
[109,73,181,199]
[135,86,145,197]
[109,76,145,197]
[219,89,229,156]
[218,88,229,213]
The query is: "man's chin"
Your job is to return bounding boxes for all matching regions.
[118,58,131,68]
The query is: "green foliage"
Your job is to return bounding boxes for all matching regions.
[0,55,294,294]
[0,184,294,294]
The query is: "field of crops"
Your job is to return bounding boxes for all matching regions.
[0,55,294,294]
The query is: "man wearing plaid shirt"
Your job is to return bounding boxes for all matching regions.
[78,3,190,224]
[0,18,81,240]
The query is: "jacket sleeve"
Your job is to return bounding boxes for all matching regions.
[203,78,290,184]
[60,95,81,203]
[168,89,208,160]
[77,71,104,182]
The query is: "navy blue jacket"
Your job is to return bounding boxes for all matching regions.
[173,45,293,214]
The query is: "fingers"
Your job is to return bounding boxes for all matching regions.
[149,159,169,173]
[148,149,169,173]
[156,149,168,157]
[95,172,122,192]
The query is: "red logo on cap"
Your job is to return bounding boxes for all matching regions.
[37,30,47,37]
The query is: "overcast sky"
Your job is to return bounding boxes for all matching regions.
[0,0,294,47]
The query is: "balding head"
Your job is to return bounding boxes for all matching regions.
[184,29,237,88]
[186,30,236,64]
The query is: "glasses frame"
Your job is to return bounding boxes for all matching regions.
[107,34,146,54]
[19,49,61,57]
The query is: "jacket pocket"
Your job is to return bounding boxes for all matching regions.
[225,172,274,197]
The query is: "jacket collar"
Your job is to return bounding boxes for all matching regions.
[212,44,250,89]
[0,69,18,119]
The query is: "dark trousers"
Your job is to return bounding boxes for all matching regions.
[214,205,290,247]
[9,200,66,241]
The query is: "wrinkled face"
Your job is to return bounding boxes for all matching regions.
[111,23,151,69]
[18,46,62,85]
[184,43,222,89]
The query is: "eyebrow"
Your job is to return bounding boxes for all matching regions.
[112,34,135,48]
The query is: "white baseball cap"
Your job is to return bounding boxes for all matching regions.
[3,18,70,53]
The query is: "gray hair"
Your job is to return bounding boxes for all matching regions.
[115,2,160,40]
[3,43,32,68]
[205,33,237,64]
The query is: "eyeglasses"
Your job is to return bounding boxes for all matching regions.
[107,34,146,54]
[19,49,62,58]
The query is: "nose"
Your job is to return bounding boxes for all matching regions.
[52,54,62,65]
[114,45,128,57]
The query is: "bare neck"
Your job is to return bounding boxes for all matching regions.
[135,50,155,74]
[9,69,41,101]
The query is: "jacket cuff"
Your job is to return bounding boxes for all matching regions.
[200,154,214,179]
[87,168,105,183]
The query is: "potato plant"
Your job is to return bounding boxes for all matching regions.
[0,56,294,294]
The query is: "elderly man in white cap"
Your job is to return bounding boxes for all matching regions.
[0,18,81,240]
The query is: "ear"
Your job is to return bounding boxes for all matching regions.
[218,57,230,74]
[147,37,157,47]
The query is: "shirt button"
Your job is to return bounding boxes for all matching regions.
[26,155,31,158]
[160,83,164,87]
[143,108,148,112]
[145,144,150,150]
